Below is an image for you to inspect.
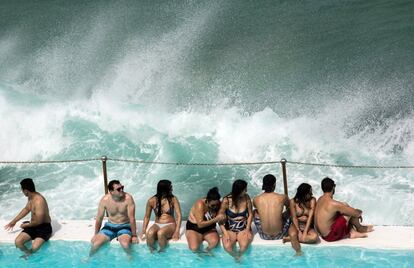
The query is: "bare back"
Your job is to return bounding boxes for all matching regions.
[315,194,361,236]
[29,193,51,224]
[253,192,287,235]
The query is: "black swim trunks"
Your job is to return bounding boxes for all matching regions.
[186,221,217,235]
[22,223,52,241]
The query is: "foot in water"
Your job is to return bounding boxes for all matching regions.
[19,253,31,260]
[295,250,303,257]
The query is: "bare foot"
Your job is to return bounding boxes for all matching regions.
[349,229,368,239]
[366,225,374,232]
[295,250,303,257]
[282,236,291,244]
[19,253,31,260]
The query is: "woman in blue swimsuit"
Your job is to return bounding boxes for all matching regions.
[140,180,182,252]
[218,179,253,259]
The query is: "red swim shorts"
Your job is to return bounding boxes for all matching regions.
[322,214,350,242]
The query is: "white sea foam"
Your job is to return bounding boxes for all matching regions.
[1,87,413,224]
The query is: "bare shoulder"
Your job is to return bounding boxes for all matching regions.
[32,193,47,206]
[148,196,156,206]
[172,195,180,204]
[100,194,110,204]
[195,199,205,207]
[125,193,135,203]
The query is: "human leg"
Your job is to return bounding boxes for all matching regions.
[349,216,374,233]
[300,229,319,244]
[222,231,237,256]
[118,234,132,256]
[288,225,302,256]
[185,230,203,252]
[15,232,32,256]
[237,229,252,255]
[203,231,220,251]
[146,224,160,252]
[31,238,46,253]
[156,224,175,251]
[89,233,110,256]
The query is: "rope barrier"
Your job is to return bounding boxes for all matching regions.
[0,157,413,169]
[0,158,100,164]
[287,160,414,169]
[107,158,279,166]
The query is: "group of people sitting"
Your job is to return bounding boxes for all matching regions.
[4,176,373,260]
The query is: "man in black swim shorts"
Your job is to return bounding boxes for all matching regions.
[4,178,53,258]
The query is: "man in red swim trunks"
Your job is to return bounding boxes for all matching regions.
[314,177,373,242]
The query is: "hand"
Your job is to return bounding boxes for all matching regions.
[131,236,139,244]
[359,215,363,223]
[239,229,252,240]
[222,232,230,244]
[172,231,180,241]
[139,232,146,241]
[20,222,30,229]
[215,214,226,223]
[4,221,16,231]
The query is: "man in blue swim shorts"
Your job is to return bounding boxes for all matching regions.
[89,180,138,257]
[253,174,301,255]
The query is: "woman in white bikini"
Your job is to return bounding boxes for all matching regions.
[140,180,182,252]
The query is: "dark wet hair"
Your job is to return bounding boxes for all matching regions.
[294,183,312,205]
[321,177,335,193]
[262,174,276,193]
[228,179,247,209]
[20,178,35,192]
[154,179,174,218]
[108,180,121,191]
[206,187,221,201]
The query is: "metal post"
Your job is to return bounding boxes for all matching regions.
[101,156,108,194]
[280,158,288,196]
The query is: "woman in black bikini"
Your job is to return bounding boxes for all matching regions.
[140,180,182,252]
[288,183,319,244]
[218,179,253,259]
[185,187,226,252]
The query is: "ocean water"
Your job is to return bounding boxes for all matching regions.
[0,0,414,225]
[0,242,413,268]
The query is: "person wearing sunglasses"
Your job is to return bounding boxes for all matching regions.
[185,187,226,252]
[89,180,138,258]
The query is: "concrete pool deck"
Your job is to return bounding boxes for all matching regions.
[1,220,413,250]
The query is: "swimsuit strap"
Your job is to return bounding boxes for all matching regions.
[154,198,174,217]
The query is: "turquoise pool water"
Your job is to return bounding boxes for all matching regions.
[0,242,413,268]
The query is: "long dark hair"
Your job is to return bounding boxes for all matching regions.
[206,187,221,202]
[154,179,173,218]
[227,179,247,209]
[293,183,312,206]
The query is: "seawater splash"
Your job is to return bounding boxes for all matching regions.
[1,86,413,224]
[1,0,414,225]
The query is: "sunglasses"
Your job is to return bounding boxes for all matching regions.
[114,185,124,192]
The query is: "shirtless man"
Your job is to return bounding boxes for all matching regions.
[4,178,52,258]
[253,174,301,255]
[314,177,373,242]
[89,180,138,257]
